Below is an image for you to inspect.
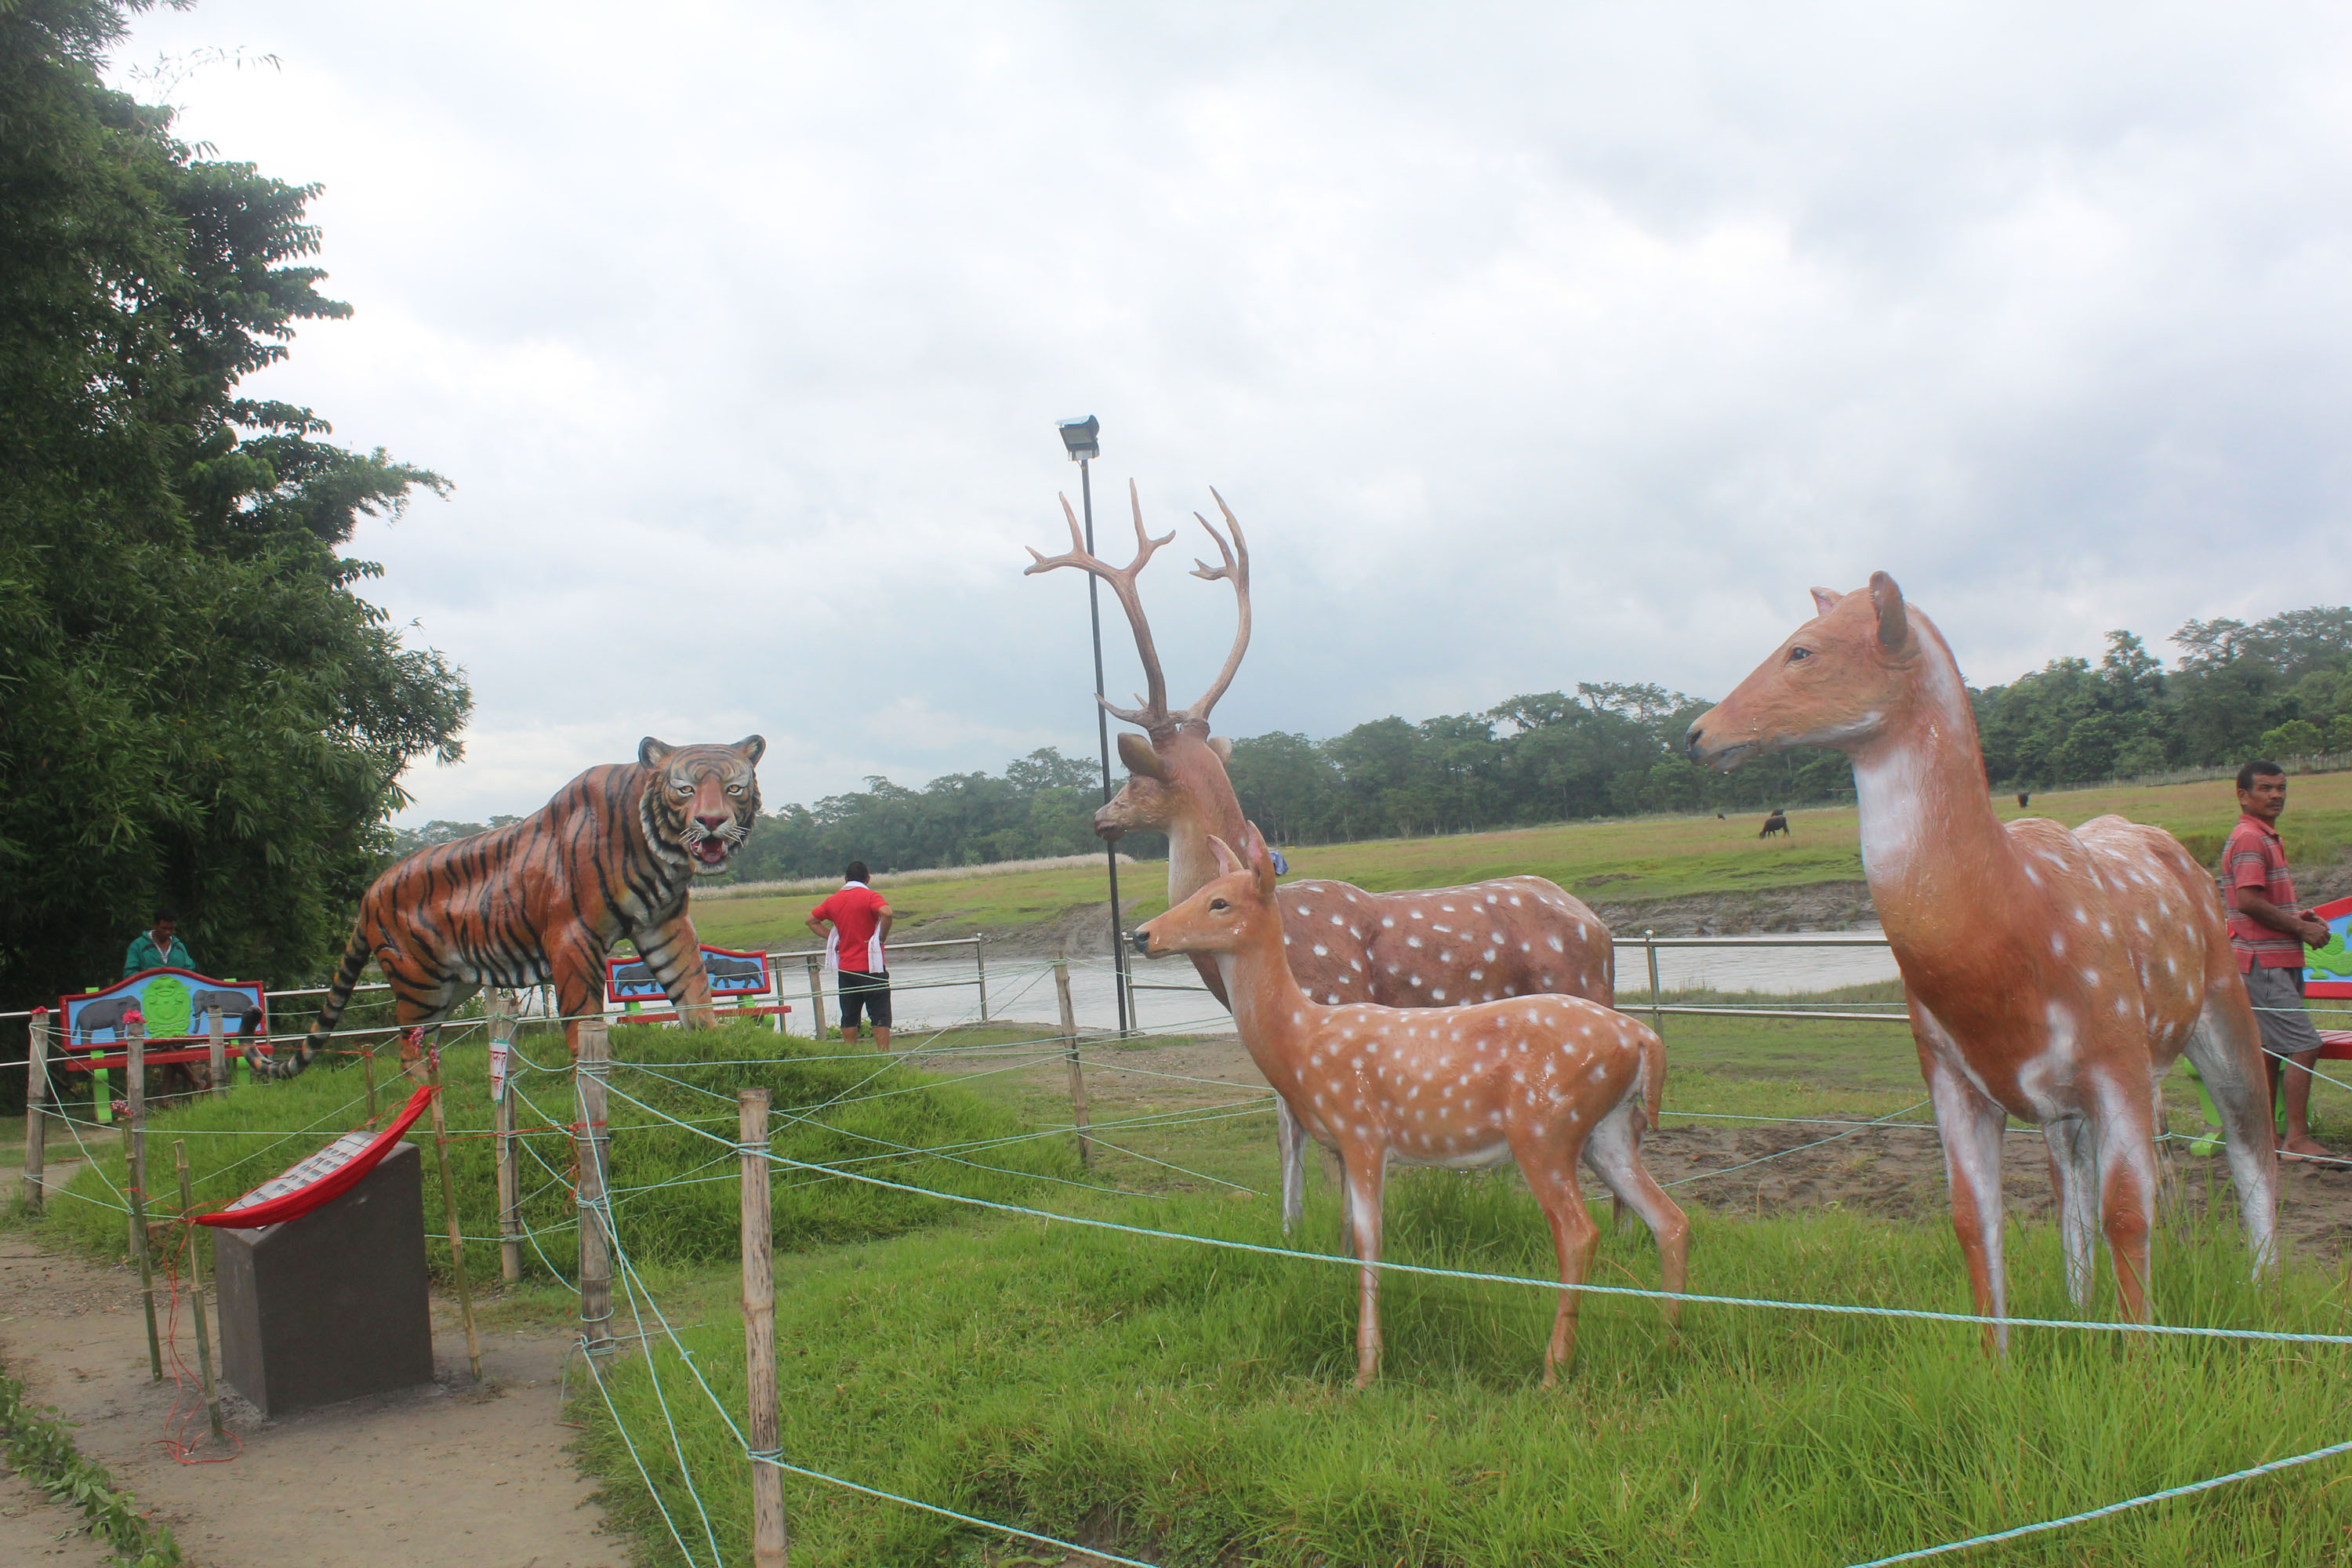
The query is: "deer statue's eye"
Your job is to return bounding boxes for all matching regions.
[1786,646,1813,663]
[1209,898,1230,913]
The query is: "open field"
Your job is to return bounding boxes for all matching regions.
[687,770,2352,953]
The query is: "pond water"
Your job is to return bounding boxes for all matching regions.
[768,935,1903,1039]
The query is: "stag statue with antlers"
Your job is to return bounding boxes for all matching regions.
[1026,486,1621,1237]
[1686,574,2278,1345]
[1137,825,1686,1386]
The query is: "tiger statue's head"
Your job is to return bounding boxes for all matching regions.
[637,735,765,874]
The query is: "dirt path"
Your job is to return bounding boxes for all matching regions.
[0,1237,618,1568]
[975,1028,2352,1251]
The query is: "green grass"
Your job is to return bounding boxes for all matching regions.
[578,1185,2352,1567]
[688,771,2352,950]
[35,1022,1090,1279]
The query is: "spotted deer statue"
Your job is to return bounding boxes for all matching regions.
[1686,574,2278,1344]
[1136,826,1686,1385]
[1026,488,1619,1235]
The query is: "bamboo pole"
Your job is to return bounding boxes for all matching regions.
[739,1089,788,1566]
[492,993,522,1282]
[975,935,989,1022]
[1054,960,1091,1169]
[804,956,827,1041]
[23,1009,47,1214]
[175,1142,227,1442]
[426,1033,485,1384]
[207,1008,226,1100]
[576,1015,613,1363]
[125,1011,162,1381]
[361,1032,378,1120]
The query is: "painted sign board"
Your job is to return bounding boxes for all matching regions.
[604,945,771,1004]
[59,968,267,1045]
[2306,895,2352,1000]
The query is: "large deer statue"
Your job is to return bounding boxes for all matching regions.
[1686,574,2278,1344]
[1137,826,1688,1386]
[1026,488,1620,1234]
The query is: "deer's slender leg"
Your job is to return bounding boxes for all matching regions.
[2043,1116,2099,1308]
[1581,1102,1688,1326]
[1345,1152,1387,1388]
[2093,1078,2159,1324]
[1922,1052,2010,1352]
[1276,1098,1305,1236]
[2182,997,2281,1277]
[1518,1134,1602,1386]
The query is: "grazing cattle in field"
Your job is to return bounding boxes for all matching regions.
[1759,809,1790,838]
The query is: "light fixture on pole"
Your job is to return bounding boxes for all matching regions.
[1057,416,1131,1036]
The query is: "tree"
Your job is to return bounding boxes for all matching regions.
[0,0,470,1024]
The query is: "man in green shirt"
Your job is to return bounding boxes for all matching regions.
[122,906,192,978]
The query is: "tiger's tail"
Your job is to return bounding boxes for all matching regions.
[249,921,372,1081]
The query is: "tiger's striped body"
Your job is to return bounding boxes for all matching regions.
[251,736,765,1079]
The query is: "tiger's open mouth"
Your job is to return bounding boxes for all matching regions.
[689,837,732,869]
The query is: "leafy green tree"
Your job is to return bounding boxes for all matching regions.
[1,0,469,1033]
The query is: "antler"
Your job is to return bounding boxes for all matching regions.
[1025,480,1178,728]
[1174,487,1251,728]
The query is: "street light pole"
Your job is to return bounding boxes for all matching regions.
[1060,418,1131,1036]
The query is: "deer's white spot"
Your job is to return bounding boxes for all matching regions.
[1548,935,1564,952]
[1432,989,1447,1000]
[1312,944,1328,957]
[1381,917,1394,929]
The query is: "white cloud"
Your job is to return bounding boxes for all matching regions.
[114,0,2352,822]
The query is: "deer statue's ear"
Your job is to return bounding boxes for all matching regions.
[1868,572,1908,651]
[1243,822,1277,895]
[638,738,675,768]
[1208,735,1233,764]
[1809,588,1842,618]
[1207,834,1244,876]
[1117,731,1169,782]
[733,735,766,765]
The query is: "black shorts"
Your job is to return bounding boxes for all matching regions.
[837,969,891,1030]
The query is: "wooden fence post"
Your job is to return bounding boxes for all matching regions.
[576,1014,614,1363]
[739,1089,788,1566]
[975,935,989,1022]
[175,1142,227,1442]
[425,1032,485,1384]
[125,1011,162,1381]
[23,1009,47,1214]
[1054,960,1091,1169]
[207,1009,227,1100]
[491,992,523,1282]
[804,956,828,1042]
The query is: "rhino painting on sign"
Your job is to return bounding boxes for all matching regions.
[1685,573,2278,1346]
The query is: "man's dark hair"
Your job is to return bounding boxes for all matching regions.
[153,905,179,924]
[2237,760,2286,792]
[845,860,870,884]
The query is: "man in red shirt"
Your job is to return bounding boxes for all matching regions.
[808,861,895,1051]
[2223,760,2334,1163]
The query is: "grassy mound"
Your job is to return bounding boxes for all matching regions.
[38,1021,1089,1279]
[579,1177,2350,1567]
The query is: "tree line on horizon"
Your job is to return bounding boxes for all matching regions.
[394,603,2352,883]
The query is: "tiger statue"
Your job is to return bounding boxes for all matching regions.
[249,736,765,1080]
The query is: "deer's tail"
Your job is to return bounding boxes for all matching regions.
[248,921,372,1082]
[1639,1022,1667,1135]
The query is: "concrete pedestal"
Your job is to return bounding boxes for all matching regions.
[214,1141,437,1417]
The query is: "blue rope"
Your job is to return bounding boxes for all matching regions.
[1843,1434,2352,1566]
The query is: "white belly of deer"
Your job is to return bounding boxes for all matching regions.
[1393,1140,1515,1170]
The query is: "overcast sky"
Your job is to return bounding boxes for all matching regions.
[114,2,2352,825]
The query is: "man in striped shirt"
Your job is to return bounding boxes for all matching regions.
[2224,760,2335,1163]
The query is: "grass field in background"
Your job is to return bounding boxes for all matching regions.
[688,771,2352,953]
